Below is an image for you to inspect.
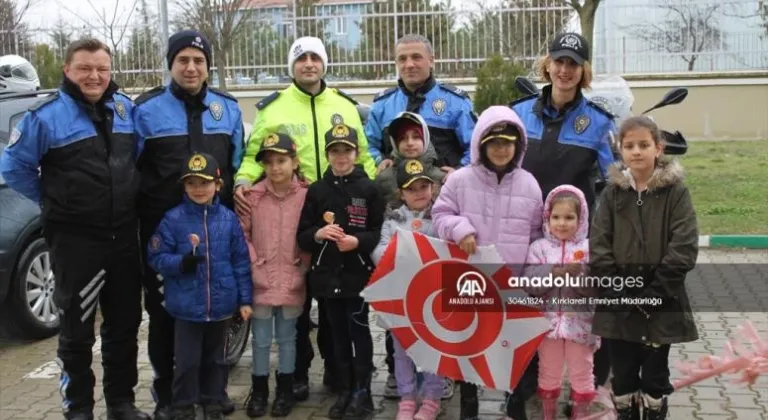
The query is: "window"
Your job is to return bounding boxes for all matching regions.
[335,16,347,35]
[278,22,293,38]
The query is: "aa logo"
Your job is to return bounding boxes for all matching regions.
[456,271,486,297]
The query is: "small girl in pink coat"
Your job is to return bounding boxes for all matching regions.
[523,185,600,420]
[239,133,310,418]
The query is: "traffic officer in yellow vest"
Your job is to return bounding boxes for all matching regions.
[233,36,377,407]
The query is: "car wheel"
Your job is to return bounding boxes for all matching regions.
[225,312,250,367]
[1,238,60,339]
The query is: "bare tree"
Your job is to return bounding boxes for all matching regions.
[626,0,724,71]
[173,0,254,91]
[0,0,36,55]
[561,0,602,50]
[56,0,140,76]
[761,0,768,34]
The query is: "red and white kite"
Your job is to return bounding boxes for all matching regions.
[361,229,550,392]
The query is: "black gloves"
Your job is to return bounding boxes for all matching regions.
[181,252,205,274]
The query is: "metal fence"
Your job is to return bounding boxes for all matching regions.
[1,0,766,88]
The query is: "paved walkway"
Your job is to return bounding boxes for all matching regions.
[1,249,766,420]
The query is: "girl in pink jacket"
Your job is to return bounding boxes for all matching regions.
[432,105,543,420]
[523,185,600,419]
[239,133,309,419]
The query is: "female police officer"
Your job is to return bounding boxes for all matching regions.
[507,32,617,420]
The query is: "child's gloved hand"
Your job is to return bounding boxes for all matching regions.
[239,305,253,320]
[181,252,205,274]
[458,234,477,255]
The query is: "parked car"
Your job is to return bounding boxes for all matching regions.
[0,89,59,339]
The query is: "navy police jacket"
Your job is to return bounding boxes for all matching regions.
[0,79,139,233]
[511,85,616,212]
[133,82,244,218]
[365,76,476,168]
[147,195,252,322]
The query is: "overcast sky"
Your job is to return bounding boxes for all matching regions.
[24,0,173,28]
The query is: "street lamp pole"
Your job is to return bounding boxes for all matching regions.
[159,0,170,84]
[293,0,298,40]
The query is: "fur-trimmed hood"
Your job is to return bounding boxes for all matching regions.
[607,158,685,192]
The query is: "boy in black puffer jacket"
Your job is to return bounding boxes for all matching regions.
[297,124,384,420]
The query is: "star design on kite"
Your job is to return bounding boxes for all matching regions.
[362,229,549,391]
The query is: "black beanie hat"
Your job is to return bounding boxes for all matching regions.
[167,30,212,70]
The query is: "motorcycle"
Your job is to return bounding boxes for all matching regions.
[513,75,689,156]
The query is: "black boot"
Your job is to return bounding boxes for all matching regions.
[614,392,641,420]
[293,373,310,402]
[203,404,224,420]
[504,391,528,420]
[328,363,353,419]
[65,411,94,420]
[459,382,479,420]
[106,403,152,420]
[221,393,235,415]
[271,372,296,417]
[245,375,269,418]
[343,366,374,420]
[153,405,173,420]
[642,394,669,420]
[172,406,197,420]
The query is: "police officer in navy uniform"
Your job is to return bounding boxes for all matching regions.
[364,33,475,402]
[133,30,244,420]
[507,32,617,420]
[366,34,476,177]
[0,38,149,420]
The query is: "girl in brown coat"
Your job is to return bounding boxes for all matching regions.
[589,116,699,420]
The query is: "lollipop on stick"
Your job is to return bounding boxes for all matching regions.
[323,211,335,225]
[189,234,200,255]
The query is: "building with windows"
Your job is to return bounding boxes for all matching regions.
[240,0,371,50]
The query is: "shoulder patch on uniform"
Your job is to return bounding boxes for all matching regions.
[134,86,164,106]
[438,83,469,99]
[373,87,397,102]
[333,88,358,105]
[209,87,238,102]
[28,91,59,112]
[113,91,133,101]
[256,91,280,110]
[508,93,539,108]
[587,100,616,119]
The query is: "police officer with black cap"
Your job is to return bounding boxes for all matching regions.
[507,32,616,420]
[133,29,244,419]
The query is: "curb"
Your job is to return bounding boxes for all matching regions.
[699,235,768,249]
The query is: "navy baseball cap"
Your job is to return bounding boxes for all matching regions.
[550,32,590,64]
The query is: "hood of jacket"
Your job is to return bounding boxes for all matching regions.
[386,111,435,161]
[542,184,589,244]
[607,158,684,192]
[470,106,528,167]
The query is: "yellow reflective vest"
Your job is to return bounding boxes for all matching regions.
[236,82,377,184]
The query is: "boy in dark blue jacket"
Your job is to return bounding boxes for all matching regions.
[148,152,252,420]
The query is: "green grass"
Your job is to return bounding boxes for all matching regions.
[679,140,768,234]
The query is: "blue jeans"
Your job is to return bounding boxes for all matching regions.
[251,306,298,376]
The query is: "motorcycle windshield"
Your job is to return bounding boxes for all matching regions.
[582,75,634,128]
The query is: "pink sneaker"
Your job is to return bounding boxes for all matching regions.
[414,399,440,420]
[396,398,417,420]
